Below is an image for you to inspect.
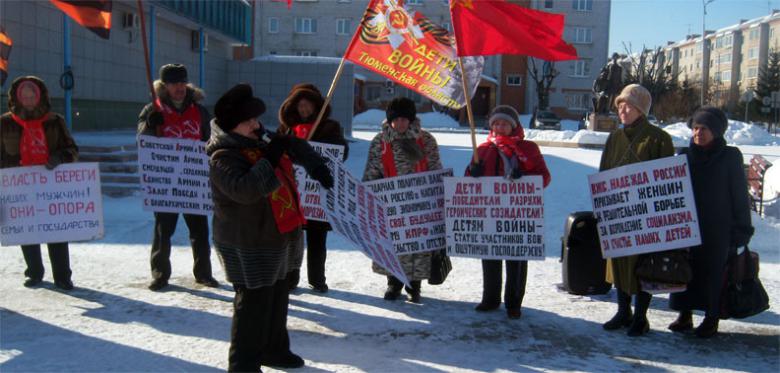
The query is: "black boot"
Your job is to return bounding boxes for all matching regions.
[695,316,719,338]
[287,269,300,292]
[627,292,651,337]
[384,276,403,300]
[405,281,421,303]
[603,290,633,330]
[668,310,693,332]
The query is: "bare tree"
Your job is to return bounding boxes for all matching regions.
[528,58,559,111]
[621,44,678,114]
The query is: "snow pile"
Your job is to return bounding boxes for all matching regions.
[352,109,462,130]
[664,120,780,146]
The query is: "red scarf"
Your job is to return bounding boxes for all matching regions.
[487,131,524,158]
[155,99,201,140]
[12,113,50,166]
[291,123,314,139]
[381,138,428,177]
[240,148,305,234]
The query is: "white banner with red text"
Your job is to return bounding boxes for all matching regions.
[294,141,345,222]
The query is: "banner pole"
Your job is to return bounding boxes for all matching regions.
[306,55,347,140]
[137,0,158,108]
[458,57,479,163]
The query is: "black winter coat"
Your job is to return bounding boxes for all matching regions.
[669,137,754,317]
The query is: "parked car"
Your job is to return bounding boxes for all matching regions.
[533,110,562,130]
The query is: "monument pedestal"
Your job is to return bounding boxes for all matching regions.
[588,113,619,132]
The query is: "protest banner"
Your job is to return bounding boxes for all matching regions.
[365,168,452,255]
[588,155,701,258]
[444,175,545,261]
[318,151,408,285]
[138,135,212,215]
[344,0,484,109]
[294,141,345,222]
[0,163,103,246]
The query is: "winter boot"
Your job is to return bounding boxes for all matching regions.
[405,280,421,303]
[384,276,403,300]
[603,290,633,330]
[695,316,719,338]
[668,310,693,332]
[627,292,651,337]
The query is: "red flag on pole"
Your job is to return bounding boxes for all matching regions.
[50,0,112,40]
[0,29,12,86]
[449,0,577,61]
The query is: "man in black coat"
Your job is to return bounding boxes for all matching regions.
[137,64,218,291]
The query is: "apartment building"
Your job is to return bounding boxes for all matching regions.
[254,0,610,120]
[664,11,780,110]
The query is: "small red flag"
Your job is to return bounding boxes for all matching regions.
[50,0,112,40]
[0,29,12,86]
[450,0,577,61]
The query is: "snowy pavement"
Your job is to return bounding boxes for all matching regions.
[1,131,779,372]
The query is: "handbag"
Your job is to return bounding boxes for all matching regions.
[428,249,452,285]
[721,246,770,319]
[635,249,692,285]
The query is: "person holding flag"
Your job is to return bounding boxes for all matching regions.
[465,105,551,319]
[278,83,349,293]
[362,97,442,303]
[137,63,218,291]
[1,76,79,290]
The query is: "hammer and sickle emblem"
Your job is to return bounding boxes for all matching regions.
[389,10,408,29]
[271,187,295,218]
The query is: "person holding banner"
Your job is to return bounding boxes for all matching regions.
[668,106,754,338]
[599,84,675,336]
[466,105,551,319]
[137,64,219,291]
[1,76,78,290]
[207,83,333,371]
[363,97,442,303]
[278,83,349,293]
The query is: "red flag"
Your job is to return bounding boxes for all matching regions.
[50,0,112,40]
[0,29,11,86]
[450,0,577,61]
[272,0,292,9]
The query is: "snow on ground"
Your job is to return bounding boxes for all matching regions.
[2,131,779,372]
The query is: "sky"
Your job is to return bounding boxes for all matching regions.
[609,0,780,54]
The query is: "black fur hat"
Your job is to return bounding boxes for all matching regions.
[386,97,416,123]
[159,64,188,84]
[214,84,266,132]
[688,106,728,138]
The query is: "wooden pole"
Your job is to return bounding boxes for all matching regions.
[305,55,347,140]
[458,57,479,163]
[137,0,158,108]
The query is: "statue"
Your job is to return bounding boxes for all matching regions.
[593,53,623,114]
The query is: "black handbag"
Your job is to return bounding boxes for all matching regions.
[635,249,693,285]
[721,246,770,319]
[428,249,452,285]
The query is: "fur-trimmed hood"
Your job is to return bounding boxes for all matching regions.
[7,76,51,120]
[153,79,205,106]
[278,83,331,134]
[379,118,422,142]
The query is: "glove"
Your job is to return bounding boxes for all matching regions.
[264,135,290,167]
[45,153,64,170]
[468,162,483,178]
[309,164,334,190]
[147,111,164,128]
[510,167,524,180]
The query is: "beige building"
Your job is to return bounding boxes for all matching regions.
[664,11,780,110]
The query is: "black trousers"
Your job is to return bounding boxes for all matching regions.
[150,212,212,281]
[305,227,328,286]
[21,242,71,282]
[228,279,290,372]
[481,260,528,310]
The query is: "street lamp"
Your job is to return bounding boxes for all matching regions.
[701,0,715,106]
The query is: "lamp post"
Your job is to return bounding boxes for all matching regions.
[701,0,715,106]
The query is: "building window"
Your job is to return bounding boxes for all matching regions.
[748,47,758,60]
[565,93,589,109]
[268,18,279,34]
[771,28,776,38]
[572,0,592,11]
[721,70,731,81]
[295,17,317,34]
[336,18,351,35]
[748,67,758,78]
[506,74,522,86]
[714,71,720,82]
[296,50,317,56]
[715,34,733,49]
[366,85,382,101]
[571,27,592,44]
[572,59,591,77]
[717,53,731,64]
[750,28,760,40]
[544,0,554,8]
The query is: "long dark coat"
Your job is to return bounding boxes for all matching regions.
[599,117,675,295]
[669,137,754,317]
